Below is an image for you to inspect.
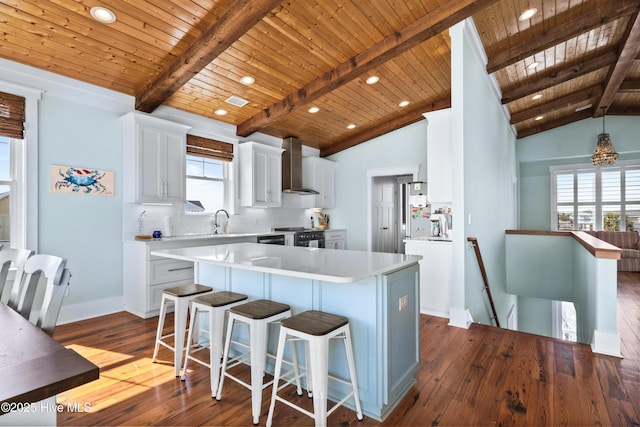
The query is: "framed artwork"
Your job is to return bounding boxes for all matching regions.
[50,165,114,196]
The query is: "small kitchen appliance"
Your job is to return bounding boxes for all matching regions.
[428,213,450,240]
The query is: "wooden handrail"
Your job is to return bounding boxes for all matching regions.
[467,237,500,328]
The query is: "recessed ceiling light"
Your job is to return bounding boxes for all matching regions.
[240,76,255,85]
[527,61,540,69]
[347,124,356,129]
[90,6,116,23]
[534,115,544,121]
[214,109,228,116]
[532,94,542,100]
[399,101,410,107]
[518,8,537,21]
[366,76,379,85]
[308,107,320,113]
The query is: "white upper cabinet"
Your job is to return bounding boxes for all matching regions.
[239,141,284,208]
[424,108,452,203]
[302,156,336,208]
[122,112,191,204]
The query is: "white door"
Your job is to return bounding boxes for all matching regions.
[372,177,396,253]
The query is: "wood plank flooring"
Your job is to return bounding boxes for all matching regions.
[54,272,640,426]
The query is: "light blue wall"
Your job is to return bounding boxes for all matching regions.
[450,21,517,326]
[517,116,640,230]
[327,121,428,251]
[38,95,124,305]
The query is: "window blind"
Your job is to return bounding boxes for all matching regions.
[186,134,233,162]
[0,91,26,139]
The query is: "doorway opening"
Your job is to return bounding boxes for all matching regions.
[367,166,419,253]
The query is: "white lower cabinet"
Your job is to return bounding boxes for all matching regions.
[124,236,256,318]
[324,229,346,249]
[404,239,451,318]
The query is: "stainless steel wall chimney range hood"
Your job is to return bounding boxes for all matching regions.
[281,137,319,195]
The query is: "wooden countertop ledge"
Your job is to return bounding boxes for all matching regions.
[506,230,621,260]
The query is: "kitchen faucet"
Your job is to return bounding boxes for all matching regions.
[213,209,230,234]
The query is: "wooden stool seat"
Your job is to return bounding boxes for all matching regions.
[163,283,212,298]
[230,299,291,319]
[193,291,248,307]
[281,310,348,336]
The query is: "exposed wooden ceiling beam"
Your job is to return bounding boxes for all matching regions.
[487,0,639,74]
[236,0,499,138]
[320,97,451,157]
[135,0,283,113]
[595,11,640,115]
[510,85,603,124]
[608,105,640,114]
[517,109,594,139]
[619,79,640,92]
[501,50,618,104]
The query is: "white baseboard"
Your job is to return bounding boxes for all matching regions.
[448,307,473,329]
[420,307,450,319]
[57,296,124,325]
[591,329,622,358]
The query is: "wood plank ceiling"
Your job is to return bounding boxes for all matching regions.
[0,0,638,156]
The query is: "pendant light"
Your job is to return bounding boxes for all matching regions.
[591,108,618,166]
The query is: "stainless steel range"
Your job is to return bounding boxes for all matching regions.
[273,227,325,248]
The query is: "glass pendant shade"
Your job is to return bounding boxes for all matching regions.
[591,111,618,166]
[591,133,618,165]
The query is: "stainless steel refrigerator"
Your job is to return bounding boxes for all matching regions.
[405,182,431,239]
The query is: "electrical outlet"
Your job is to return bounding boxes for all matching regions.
[399,294,409,311]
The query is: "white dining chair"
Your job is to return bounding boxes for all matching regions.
[16,254,70,335]
[0,248,34,310]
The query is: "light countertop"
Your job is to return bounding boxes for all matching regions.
[128,232,265,243]
[151,243,421,283]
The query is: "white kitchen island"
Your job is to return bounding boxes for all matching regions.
[151,243,421,421]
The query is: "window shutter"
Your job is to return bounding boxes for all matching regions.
[0,91,26,139]
[186,135,233,162]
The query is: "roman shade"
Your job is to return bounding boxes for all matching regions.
[0,91,26,139]
[186,135,233,162]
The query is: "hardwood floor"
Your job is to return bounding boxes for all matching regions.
[54,273,640,426]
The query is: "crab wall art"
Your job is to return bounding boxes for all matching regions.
[50,165,114,196]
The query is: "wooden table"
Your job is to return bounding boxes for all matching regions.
[0,303,99,425]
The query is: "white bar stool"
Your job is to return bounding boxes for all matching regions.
[181,291,248,396]
[215,299,294,425]
[152,283,213,376]
[266,310,363,427]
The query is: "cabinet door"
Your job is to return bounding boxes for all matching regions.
[163,132,186,202]
[320,162,336,208]
[138,126,164,201]
[303,157,336,208]
[267,150,282,206]
[252,148,271,207]
[136,124,185,203]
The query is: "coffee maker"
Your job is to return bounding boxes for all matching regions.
[429,213,449,240]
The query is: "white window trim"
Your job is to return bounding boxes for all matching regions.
[549,159,640,231]
[0,80,41,251]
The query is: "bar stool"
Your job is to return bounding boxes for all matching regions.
[180,291,248,396]
[266,310,363,427]
[215,299,293,425]
[152,283,213,376]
